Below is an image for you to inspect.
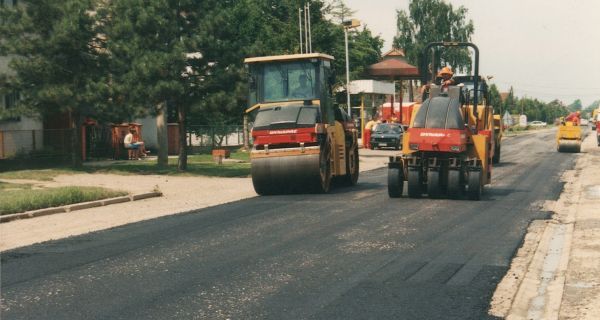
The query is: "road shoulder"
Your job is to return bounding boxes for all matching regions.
[489,132,600,319]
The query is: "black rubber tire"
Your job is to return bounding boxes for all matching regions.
[407,168,422,198]
[388,167,404,198]
[343,145,359,186]
[492,145,501,164]
[447,169,464,199]
[467,170,482,201]
[253,181,274,196]
[427,169,442,199]
[315,143,332,193]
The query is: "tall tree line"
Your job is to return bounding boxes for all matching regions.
[0,0,382,168]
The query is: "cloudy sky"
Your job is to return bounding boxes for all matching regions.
[344,0,600,106]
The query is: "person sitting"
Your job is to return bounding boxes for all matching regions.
[123,128,147,160]
[292,74,313,98]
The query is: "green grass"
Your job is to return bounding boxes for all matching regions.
[0,181,32,191]
[0,186,128,215]
[0,152,251,181]
[0,169,78,181]
[87,153,251,177]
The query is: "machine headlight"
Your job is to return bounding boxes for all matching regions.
[409,143,419,150]
[450,146,461,152]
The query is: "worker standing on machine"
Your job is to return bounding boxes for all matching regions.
[419,66,456,96]
[436,66,455,91]
[364,117,377,149]
[564,111,581,125]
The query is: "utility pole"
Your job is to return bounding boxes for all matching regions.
[342,19,360,117]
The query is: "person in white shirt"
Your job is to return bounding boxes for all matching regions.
[124,128,147,160]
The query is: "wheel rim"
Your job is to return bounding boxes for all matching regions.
[388,167,403,198]
[318,144,331,193]
[347,146,359,185]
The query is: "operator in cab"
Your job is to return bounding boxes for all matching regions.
[292,74,313,98]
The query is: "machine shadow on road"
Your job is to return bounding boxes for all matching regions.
[492,161,517,168]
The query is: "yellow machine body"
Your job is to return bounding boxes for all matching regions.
[556,121,582,153]
[245,53,359,194]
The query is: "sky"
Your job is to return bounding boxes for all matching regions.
[343,0,600,107]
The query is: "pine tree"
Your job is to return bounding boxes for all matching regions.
[0,0,107,167]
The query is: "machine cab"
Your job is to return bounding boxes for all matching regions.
[245,53,334,107]
[245,53,336,145]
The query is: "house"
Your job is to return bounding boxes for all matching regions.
[1,0,44,159]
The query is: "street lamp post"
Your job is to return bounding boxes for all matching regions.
[343,19,360,117]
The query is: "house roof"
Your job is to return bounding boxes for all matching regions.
[367,48,420,79]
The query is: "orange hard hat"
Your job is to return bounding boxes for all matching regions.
[438,66,453,76]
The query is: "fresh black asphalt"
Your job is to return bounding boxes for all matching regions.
[1,130,576,319]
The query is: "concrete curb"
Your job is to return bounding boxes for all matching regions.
[0,191,163,223]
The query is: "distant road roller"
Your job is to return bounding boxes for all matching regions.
[388,42,495,200]
[245,53,359,195]
[492,114,503,164]
[556,113,582,153]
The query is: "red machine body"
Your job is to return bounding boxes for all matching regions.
[380,102,415,126]
[252,127,318,146]
[407,128,468,153]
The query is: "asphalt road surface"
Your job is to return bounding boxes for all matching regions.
[1,129,577,320]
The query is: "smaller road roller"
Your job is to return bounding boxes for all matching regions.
[245,53,359,195]
[556,112,582,153]
[388,42,495,200]
[492,114,503,164]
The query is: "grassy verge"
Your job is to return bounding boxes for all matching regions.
[0,152,251,181]
[0,169,77,181]
[0,186,128,215]
[504,125,554,137]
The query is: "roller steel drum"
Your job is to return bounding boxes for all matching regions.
[557,140,581,153]
[251,149,323,195]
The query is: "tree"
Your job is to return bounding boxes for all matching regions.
[186,0,383,126]
[583,100,599,117]
[488,84,503,114]
[0,0,107,167]
[324,0,356,24]
[103,0,228,170]
[567,99,583,112]
[393,0,474,78]
[503,86,521,114]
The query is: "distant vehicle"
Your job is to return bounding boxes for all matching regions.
[580,118,589,126]
[370,123,403,150]
[529,120,547,127]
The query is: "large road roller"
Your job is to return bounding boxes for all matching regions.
[388,42,495,200]
[245,53,359,195]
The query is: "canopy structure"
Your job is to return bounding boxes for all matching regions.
[367,48,421,124]
[367,48,420,79]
